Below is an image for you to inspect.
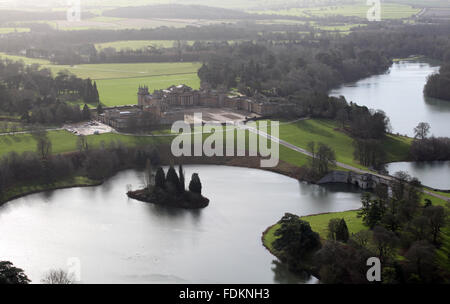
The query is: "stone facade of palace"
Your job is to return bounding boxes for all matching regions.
[138,84,293,116]
[99,84,295,130]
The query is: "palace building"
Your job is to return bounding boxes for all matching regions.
[99,84,294,131]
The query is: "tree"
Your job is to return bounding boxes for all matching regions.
[423,206,447,245]
[316,143,336,175]
[76,135,89,153]
[414,122,431,140]
[404,241,437,283]
[166,165,180,193]
[144,159,153,189]
[41,269,74,284]
[97,103,104,114]
[93,81,100,104]
[178,164,185,193]
[273,213,321,272]
[349,230,371,249]
[155,167,166,189]
[328,218,350,243]
[0,261,30,284]
[372,226,398,262]
[82,104,91,121]
[358,193,386,229]
[189,173,202,195]
[32,128,52,160]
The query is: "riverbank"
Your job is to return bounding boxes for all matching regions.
[0,176,102,206]
[0,144,307,207]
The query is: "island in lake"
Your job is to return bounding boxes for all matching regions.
[128,163,210,209]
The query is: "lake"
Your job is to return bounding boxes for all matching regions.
[330,60,450,138]
[386,161,450,190]
[0,165,363,284]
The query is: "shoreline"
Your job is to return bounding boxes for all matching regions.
[0,179,104,206]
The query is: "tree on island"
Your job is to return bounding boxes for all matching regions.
[128,165,209,209]
[155,167,166,189]
[178,164,185,193]
[189,173,202,195]
[145,159,154,189]
[166,165,181,194]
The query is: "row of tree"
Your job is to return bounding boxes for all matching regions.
[410,122,450,161]
[147,163,202,196]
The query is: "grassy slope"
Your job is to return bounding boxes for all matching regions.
[1,118,411,172]
[0,53,201,107]
[278,119,411,170]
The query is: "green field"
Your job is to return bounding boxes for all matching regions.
[278,119,412,170]
[0,130,175,157]
[0,27,30,34]
[95,40,196,50]
[0,52,201,106]
[250,2,420,19]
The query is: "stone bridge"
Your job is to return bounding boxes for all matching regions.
[318,170,392,190]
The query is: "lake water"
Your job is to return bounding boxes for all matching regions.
[0,165,363,284]
[330,60,450,138]
[386,161,450,190]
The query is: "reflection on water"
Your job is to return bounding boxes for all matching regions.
[0,165,362,284]
[387,161,450,190]
[271,260,318,284]
[331,61,450,137]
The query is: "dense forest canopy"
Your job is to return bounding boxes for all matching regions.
[424,64,450,101]
[0,59,98,124]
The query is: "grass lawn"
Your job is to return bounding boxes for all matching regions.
[277,119,412,170]
[0,130,175,157]
[0,52,201,107]
[96,73,200,106]
[301,210,367,239]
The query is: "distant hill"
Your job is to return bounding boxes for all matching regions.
[102,4,253,20]
[0,9,95,25]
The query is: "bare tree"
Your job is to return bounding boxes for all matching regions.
[76,135,89,153]
[414,122,431,140]
[41,269,74,284]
